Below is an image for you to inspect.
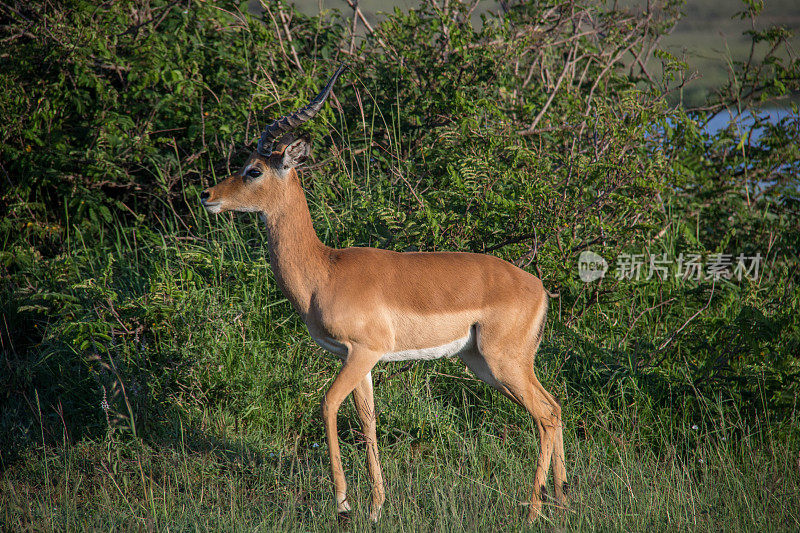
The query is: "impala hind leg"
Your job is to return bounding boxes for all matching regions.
[551,400,568,508]
[321,346,381,519]
[487,362,563,522]
[516,375,561,522]
[351,372,385,522]
[461,347,563,520]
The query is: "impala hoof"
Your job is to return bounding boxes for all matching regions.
[337,510,352,526]
[368,505,382,523]
[526,507,544,524]
[557,481,570,508]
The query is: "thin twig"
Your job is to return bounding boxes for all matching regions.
[344,0,387,48]
[518,40,579,135]
[619,297,676,348]
[276,5,303,72]
[657,281,716,352]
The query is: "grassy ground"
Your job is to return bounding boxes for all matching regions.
[2,209,798,531]
[2,395,798,530]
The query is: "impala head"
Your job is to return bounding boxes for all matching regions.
[200,64,346,216]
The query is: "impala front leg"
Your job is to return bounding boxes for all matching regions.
[321,345,382,519]
[352,371,385,521]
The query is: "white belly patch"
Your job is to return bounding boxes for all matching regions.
[310,335,349,357]
[310,328,476,363]
[380,329,474,362]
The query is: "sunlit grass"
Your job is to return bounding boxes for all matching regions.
[3,401,798,530]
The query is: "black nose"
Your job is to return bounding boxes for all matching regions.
[200,190,210,201]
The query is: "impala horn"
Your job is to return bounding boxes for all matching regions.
[256,64,347,156]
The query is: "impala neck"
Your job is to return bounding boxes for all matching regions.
[261,174,330,317]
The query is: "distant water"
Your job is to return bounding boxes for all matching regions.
[703,107,796,139]
[699,107,798,195]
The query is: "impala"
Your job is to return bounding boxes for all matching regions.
[200,65,567,523]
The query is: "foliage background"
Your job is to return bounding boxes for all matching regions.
[1,0,799,529]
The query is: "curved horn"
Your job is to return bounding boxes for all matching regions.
[257,63,347,156]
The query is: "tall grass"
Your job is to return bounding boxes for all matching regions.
[3,384,798,530]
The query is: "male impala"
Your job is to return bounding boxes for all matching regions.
[200,66,566,523]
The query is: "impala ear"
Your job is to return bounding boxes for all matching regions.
[280,137,311,173]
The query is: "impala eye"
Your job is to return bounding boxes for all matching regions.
[246,167,262,179]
